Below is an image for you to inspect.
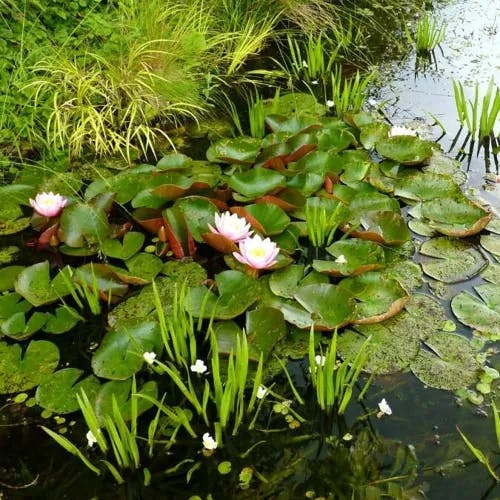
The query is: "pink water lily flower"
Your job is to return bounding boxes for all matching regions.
[233,234,279,270]
[29,192,68,217]
[208,211,253,242]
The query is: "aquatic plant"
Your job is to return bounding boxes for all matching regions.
[233,234,280,270]
[411,11,446,54]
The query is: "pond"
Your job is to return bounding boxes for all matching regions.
[0,1,500,499]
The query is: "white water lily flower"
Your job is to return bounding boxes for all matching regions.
[311,80,319,85]
[302,60,309,68]
[368,98,379,107]
[86,430,97,447]
[233,234,280,270]
[202,432,218,450]
[143,351,156,365]
[389,125,418,137]
[326,100,335,108]
[208,211,253,242]
[256,385,268,399]
[29,192,68,217]
[190,359,208,374]
[335,254,347,264]
[377,398,392,417]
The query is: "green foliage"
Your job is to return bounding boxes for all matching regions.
[408,11,446,54]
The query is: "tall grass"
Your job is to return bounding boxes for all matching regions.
[413,12,446,54]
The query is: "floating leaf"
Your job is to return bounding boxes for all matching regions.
[95,379,158,423]
[43,306,82,334]
[206,137,261,164]
[359,122,390,149]
[125,253,164,282]
[101,232,145,260]
[376,136,436,165]
[419,237,487,283]
[91,319,162,380]
[0,217,31,235]
[0,266,24,292]
[350,211,411,245]
[482,263,500,285]
[1,311,48,340]
[451,284,500,334]
[59,202,110,248]
[410,333,480,390]
[269,265,329,299]
[0,340,59,394]
[394,172,461,202]
[186,271,260,320]
[293,283,356,330]
[228,168,286,199]
[235,203,290,236]
[36,368,100,414]
[480,234,500,258]
[15,262,72,306]
[175,196,219,242]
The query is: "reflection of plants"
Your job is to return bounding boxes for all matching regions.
[328,65,375,117]
[457,401,500,481]
[308,327,371,415]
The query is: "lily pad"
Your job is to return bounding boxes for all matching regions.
[95,379,158,423]
[0,340,59,394]
[0,266,24,292]
[481,263,500,285]
[269,265,328,299]
[359,122,390,149]
[0,246,19,265]
[410,333,480,390]
[124,253,164,282]
[451,284,500,334]
[1,311,48,340]
[228,168,286,199]
[186,270,260,320]
[419,237,487,283]
[480,234,500,258]
[338,272,410,324]
[314,239,385,277]
[101,232,145,260]
[376,136,436,165]
[206,137,261,164]
[43,306,82,334]
[91,319,162,380]
[175,196,219,242]
[59,202,110,248]
[420,196,491,237]
[235,203,290,236]
[293,283,357,330]
[0,217,31,235]
[36,368,100,413]
[394,172,461,202]
[15,262,72,307]
[350,211,411,245]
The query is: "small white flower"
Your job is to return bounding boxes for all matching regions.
[389,125,418,137]
[377,398,392,418]
[315,355,326,367]
[326,100,335,108]
[334,254,347,264]
[256,385,268,399]
[311,80,319,85]
[190,359,208,374]
[302,60,308,68]
[86,430,97,447]
[368,98,378,107]
[202,432,218,450]
[143,351,156,365]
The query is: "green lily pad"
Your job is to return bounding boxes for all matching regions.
[206,137,261,164]
[175,196,219,242]
[74,263,129,299]
[186,270,260,320]
[95,379,158,423]
[451,284,500,334]
[482,263,500,285]
[314,239,385,277]
[293,283,357,330]
[91,319,162,380]
[385,260,423,291]
[410,333,480,390]
[348,192,400,219]
[124,253,164,282]
[0,217,31,235]
[15,262,72,307]
[269,264,329,299]
[338,271,410,324]
[424,151,467,185]
[337,294,448,374]
[419,237,487,283]
[420,196,492,237]
[36,368,100,413]
[359,122,391,149]
[43,306,82,334]
[351,211,411,245]
[228,168,286,199]
[316,126,354,153]
[101,232,145,260]
[486,218,500,234]
[237,203,290,236]
[394,172,461,202]
[0,246,19,265]
[1,311,48,340]
[376,136,436,165]
[0,266,24,291]
[0,340,59,394]
[480,234,500,258]
[59,202,111,248]
[264,93,325,117]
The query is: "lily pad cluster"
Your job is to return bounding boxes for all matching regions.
[0,93,496,414]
